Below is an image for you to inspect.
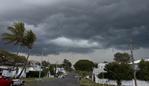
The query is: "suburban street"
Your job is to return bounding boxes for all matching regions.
[26,74,80,86]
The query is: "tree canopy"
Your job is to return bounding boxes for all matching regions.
[74,60,95,72]
[114,52,131,63]
[42,60,50,67]
[137,59,149,80]
[104,62,133,86]
[63,59,72,71]
[104,62,133,80]
[22,30,36,49]
[1,22,25,45]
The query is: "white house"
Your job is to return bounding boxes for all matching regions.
[0,61,42,78]
[129,59,149,70]
[92,62,108,83]
[56,67,66,74]
[0,66,26,78]
[133,59,149,64]
[93,63,107,75]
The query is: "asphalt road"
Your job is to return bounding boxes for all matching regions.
[26,75,80,86]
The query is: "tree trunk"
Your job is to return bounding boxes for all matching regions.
[16,49,30,78]
[14,45,20,78]
[117,79,122,86]
[16,45,20,55]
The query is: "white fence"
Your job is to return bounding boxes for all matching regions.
[95,77,149,86]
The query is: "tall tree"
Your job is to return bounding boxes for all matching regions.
[17,30,36,78]
[74,60,95,72]
[105,62,133,86]
[1,22,25,55]
[63,59,72,71]
[114,52,130,63]
[137,59,149,80]
[42,60,50,67]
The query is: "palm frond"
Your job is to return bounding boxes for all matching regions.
[22,30,36,49]
[1,21,26,45]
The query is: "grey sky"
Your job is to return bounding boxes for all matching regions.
[0,0,149,63]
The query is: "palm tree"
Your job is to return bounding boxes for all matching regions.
[17,30,36,78]
[1,22,26,78]
[1,22,25,55]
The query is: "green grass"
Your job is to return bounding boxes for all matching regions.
[22,77,55,83]
[22,78,38,83]
[80,79,112,86]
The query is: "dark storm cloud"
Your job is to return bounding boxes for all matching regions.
[0,0,149,55]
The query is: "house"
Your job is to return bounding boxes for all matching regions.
[129,59,149,70]
[0,66,25,78]
[0,61,42,78]
[27,61,43,72]
[92,62,108,83]
[50,67,67,78]
[56,67,66,74]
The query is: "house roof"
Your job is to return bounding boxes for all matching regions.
[130,59,149,64]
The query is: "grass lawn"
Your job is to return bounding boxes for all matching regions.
[22,77,55,83]
[22,78,37,83]
[80,79,113,86]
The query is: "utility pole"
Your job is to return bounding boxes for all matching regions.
[102,72,104,86]
[129,40,137,86]
[39,48,45,79]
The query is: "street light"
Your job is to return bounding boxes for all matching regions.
[39,48,46,79]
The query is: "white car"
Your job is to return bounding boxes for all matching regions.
[12,79,25,86]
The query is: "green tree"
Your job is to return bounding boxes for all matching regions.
[1,22,37,78]
[137,59,149,80]
[42,60,50,67]
[49,64,55,75]
[74,60,95,72]
[63,59,72,71]
[105,62,133,86]
[17,30,36,78]
[1,22,25,55]
[114,52,130,63]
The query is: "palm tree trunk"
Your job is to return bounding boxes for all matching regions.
[17,45,20,56]
[16,49,30,78]
[14,45,20,78]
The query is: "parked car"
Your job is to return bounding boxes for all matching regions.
[12,79,25,86]
[0,76,13,86]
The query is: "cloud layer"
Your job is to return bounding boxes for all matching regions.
[49,37,99,48]
[0,0,149,55]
